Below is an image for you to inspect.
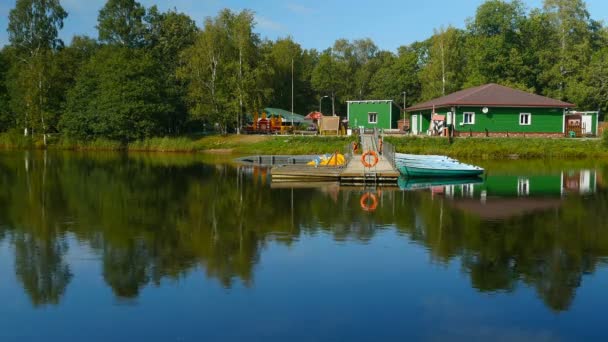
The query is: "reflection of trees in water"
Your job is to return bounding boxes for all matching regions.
[0,152,608,311]
[13,232,72,306]
[402,189,608,312]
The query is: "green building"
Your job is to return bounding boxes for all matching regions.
[347,100,402,130]
[406,84,599,137]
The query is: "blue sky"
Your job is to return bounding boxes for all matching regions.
[1,0,607,52]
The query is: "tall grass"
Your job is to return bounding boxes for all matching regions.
[0,131,35,149]
[385,136,606,159]
[6,132,601,159]
[0,133,356,155]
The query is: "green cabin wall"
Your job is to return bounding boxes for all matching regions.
[408,106,568,134]
[348,101,398,129]
[454,107,563,133]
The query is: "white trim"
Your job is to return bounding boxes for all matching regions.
[562,109,566,133]
[463,112,475,125]
[347,102,350,123]
[368,112,378,124]
[596,112,599,135]
[346,100,393,103]
[519,113,532,125]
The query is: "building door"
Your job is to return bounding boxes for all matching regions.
[582,115,593,135]
[412,115,418,135]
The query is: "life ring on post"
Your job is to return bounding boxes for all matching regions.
[360,193,378,212]
[361,151,379,168]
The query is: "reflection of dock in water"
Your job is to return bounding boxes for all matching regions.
[267,134,400,186]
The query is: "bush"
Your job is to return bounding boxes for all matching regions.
[602,129,608,149]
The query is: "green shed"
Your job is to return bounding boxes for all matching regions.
[406,84,597,137]
[347,100,402,130]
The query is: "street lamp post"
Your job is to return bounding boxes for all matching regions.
[319,95,329,114]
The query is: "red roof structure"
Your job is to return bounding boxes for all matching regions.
[406,83,575,112]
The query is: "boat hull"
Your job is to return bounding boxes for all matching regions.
[398,176,482,190]
[398,165,484,178]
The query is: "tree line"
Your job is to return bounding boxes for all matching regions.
[0,0,607,142]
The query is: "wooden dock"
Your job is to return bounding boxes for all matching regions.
[271,134,400,186]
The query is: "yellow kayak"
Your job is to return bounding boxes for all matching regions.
[307,153,346,166]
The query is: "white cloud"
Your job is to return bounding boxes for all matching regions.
[255,15,286,32]
[61,0,106,12]
[285,3,314,15]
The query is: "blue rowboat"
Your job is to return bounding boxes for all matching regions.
[396,159,484,178]
[395,153,456,162]
[394,153,484,178]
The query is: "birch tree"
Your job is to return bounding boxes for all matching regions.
[7,0,67,142]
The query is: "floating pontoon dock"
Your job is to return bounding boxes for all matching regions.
[257,134,400,186]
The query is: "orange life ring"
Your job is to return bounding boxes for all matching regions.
[361,151,379,168]
[360,193,378,212]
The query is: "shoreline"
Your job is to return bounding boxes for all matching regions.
[1,133,607,160]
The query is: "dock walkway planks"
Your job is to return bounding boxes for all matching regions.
[270,133,400,185]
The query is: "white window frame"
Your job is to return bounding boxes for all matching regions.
[517,178,530,196]
[519,113,531,126]
[463,112,475,125]
[368,112,378,124]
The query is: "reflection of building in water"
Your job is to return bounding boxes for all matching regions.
[562,170,596,194]
[441,170,597,199]
[431,170,597,219]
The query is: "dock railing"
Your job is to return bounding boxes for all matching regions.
[383,141,396,168]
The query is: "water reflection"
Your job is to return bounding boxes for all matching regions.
[0,151,607,313]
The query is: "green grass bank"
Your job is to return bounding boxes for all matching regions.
[385,136,608,159]
[0,132,355,155]
[2,131,608,159]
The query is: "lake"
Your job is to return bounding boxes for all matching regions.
[0,151,607,341]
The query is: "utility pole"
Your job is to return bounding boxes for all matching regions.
[331,92,335,116]
[291,57,295,134]
[319,95,329,113]
[402,91,407,128]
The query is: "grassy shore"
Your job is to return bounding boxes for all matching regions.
[2,131,607,159]
[0,132,355,155]
[385,136,607,159]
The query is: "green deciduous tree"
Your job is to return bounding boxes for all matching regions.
[7,0,67,142]
[8,0,67,55]
[541,0,593,101]
[60,47,171,141]
[179,9,271,133]
[144,6,198,134]
[264,38,317,115]
[464,0,529,89]
[97,0,146,47]
[419,26,466,99]
[0,49,13,132]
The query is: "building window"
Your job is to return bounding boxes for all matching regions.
[463,112,475,125]
[518,178,530,196]
[368,112,378,124]
[520,113,531,125]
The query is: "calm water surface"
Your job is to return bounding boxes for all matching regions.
[1,151,607,341]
